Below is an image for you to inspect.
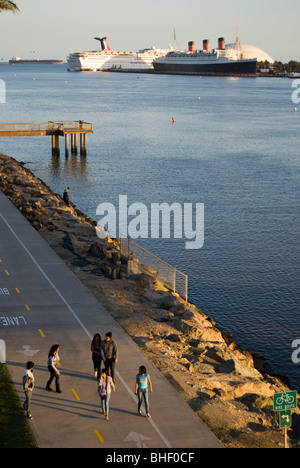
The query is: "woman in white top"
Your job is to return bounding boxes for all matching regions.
[98,369,115,420]
[46,344,61,393]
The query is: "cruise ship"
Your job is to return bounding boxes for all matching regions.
[153,37,257,76]
[67,37,169,72]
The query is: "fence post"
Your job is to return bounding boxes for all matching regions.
[128,237,131,260]
[121,237,188,303]
[173,268,176,293]
[185,275,188,304]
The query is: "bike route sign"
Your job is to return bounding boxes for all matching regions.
[273,391,297,411]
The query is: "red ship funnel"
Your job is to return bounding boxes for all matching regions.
[188,41,195,53]
[218,37,225,50]
[102,37,111,51]
[94,36,111,51]
[203,39,209,52]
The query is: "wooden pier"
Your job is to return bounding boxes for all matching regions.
[0,121,93,155]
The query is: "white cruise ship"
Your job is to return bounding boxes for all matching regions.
[67,37,169,72]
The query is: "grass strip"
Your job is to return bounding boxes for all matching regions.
[0,364,37,448]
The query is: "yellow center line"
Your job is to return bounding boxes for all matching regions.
[25,304,31,311]
[71,389,81,401]
[38,329,45,338]
[15,288,21,294]
[94,429,105,444]
[4,270,9,276]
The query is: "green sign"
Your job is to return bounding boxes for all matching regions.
[274,391,297,411]
[279,410,292,429]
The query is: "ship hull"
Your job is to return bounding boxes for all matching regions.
[9,60,63,65]
[153,59,257,76]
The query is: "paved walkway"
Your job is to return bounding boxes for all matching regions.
[0,190,223,449]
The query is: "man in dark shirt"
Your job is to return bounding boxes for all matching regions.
[100,332,118,382]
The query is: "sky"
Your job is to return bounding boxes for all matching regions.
[0,0,299,62]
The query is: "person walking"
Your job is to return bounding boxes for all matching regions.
[98,369,115,421]
[46,344,62,393]
[22,361,35,419]
[91,333,102,379]
[100,332,118,382]
[135,365,153,418]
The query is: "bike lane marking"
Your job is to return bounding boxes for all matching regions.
[94,429,105,444]
[71,389,81,401]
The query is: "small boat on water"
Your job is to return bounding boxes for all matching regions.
[288,72,300,78]
[9,56,63,65]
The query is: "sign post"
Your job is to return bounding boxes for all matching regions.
[273,391,297,449]
[279,410,292,449]
[0,339,6,363]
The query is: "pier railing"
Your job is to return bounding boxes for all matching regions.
[47,121,93,133]
[0,121,93,135]
[120,237,188,303]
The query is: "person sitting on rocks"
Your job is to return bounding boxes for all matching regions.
[63,187,70,206]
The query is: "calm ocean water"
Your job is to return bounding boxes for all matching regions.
[0,64,299,390]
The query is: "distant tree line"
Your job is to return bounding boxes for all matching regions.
[257,60,300,74]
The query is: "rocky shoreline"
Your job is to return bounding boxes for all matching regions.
[1,152,299,448]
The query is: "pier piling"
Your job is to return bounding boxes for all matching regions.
[52,134,60,156]
[65,134,69,154]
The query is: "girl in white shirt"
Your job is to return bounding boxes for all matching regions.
[98,369,115,420]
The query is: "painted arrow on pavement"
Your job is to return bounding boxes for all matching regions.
[124,431,151,448]
[17,345,40,357]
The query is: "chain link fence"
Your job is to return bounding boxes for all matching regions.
[120,236,188,303]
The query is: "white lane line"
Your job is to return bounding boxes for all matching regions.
[0,213,92,338]
[0,212,172,448]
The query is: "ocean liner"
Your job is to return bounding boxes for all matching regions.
[67,37,169,72]
[153,37,257,76]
